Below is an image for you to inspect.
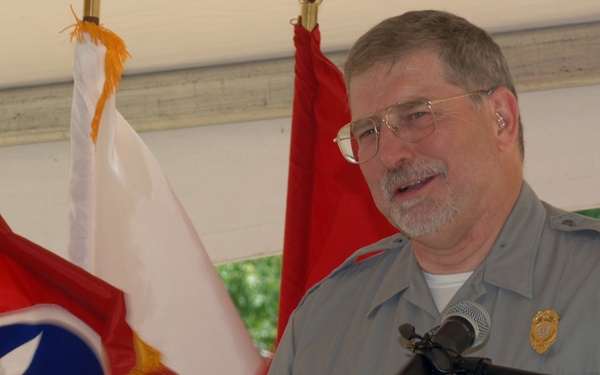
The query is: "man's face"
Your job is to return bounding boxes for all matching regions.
[348,50,500,240]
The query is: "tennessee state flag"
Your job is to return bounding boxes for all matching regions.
[0,215,171,374]
[277,24,397,342]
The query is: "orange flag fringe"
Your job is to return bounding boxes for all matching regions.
[67,12,130,144]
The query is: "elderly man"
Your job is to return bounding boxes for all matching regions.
[269,10,600,375]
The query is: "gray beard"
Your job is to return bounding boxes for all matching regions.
[380,160,457,238]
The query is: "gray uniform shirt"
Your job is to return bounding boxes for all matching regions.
[269,182,600,374]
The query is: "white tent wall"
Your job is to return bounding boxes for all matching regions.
[1,83,599,264]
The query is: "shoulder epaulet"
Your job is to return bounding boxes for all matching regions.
[303,233,408,295]
[544,202,600,233]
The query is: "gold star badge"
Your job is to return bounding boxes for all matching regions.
[530,309,559,354]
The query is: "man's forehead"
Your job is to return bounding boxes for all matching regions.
[348,52,444,112]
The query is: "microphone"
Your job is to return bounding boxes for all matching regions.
[398,301,491,374]
[433,300,491,353]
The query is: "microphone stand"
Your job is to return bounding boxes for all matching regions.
[455,357,548,375]
[397,353,438,374]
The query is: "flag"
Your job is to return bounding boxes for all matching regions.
[277,24,398,343]
[67,18,265,374]
[0,215,166,374]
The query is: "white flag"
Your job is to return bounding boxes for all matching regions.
[68,19,265,374]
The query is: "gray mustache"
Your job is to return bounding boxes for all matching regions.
[380,160,448,199]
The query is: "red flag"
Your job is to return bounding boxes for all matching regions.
[0,215,170,374]
[277,25,397,342]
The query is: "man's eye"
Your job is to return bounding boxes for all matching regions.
[351,121,376,141]
[391,102,432,129]
[357,127,376,140]
[408,111,429,120]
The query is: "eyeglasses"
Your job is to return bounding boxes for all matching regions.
[333,88,495,164]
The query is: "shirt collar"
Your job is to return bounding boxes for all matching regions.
[364,181,545,317]
[365,237,440,318]
[479,181,546,298]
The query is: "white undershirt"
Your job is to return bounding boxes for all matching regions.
[422,271,473,312]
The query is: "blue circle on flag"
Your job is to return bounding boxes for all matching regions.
[0,323,103,374]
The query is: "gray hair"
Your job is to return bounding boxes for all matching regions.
[344,10,524,159]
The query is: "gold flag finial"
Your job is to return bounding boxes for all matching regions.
[299,0,322,32]
[83,0,100,25]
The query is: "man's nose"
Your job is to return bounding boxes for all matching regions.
[376,123,416,168]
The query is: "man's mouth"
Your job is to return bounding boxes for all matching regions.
[380,160,449,202]
[396,176,435,194]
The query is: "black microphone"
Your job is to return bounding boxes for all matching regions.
[398,301,491,374]
[432,300,491,354]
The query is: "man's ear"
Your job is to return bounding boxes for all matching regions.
[488,87,519,152]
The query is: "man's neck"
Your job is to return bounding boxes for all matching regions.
[412,180,522,275]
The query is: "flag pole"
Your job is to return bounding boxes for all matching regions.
[299,0,321,31]
[83,0,100,25]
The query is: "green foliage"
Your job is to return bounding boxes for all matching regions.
[216,255,282,353]
[577,208,600,220]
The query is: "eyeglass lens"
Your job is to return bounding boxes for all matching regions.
[338,100,435,163]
